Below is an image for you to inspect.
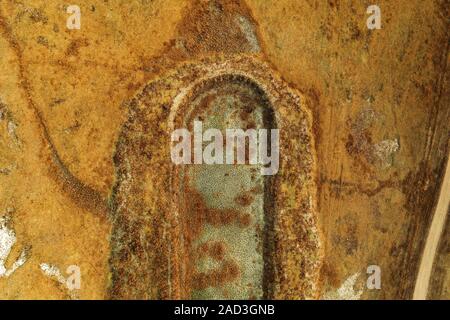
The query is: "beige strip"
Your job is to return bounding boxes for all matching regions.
[413,153,450,299]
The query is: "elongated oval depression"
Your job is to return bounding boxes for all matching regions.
[179,76,276,299]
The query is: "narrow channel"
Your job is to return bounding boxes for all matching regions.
[179,76,276,299]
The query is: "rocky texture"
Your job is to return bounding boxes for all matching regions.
[109,56,321,299]
[0,0,448,299]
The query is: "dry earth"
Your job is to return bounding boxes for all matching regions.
[0,0,448,299]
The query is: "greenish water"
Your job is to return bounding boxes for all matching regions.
[183,80,271,299]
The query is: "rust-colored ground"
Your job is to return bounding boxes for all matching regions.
[0,0,448,299]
